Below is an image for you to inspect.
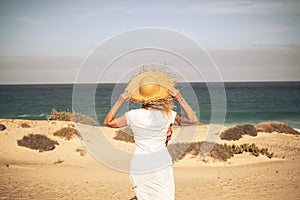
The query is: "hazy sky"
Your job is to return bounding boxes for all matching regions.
[0,0,300,83]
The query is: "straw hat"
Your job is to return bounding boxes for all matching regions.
[125,69,177,104]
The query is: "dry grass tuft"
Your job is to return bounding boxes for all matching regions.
[220,124,257,141]
[21,123,31,128]
[47,108,98,126]
[167,142,233,162]
[256,121,299,135]
[68,123,75,128]
[54,158,64,164]
[76,148,86,156]
[47,108,73,121]
[209,143,233,161]
[17,134,59,152]
[53,127,80,140]
[73,113,98,126]
[113,127,135,143]
[0,124,6,131]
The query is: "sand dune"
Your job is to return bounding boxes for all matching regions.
[0,119,299,199]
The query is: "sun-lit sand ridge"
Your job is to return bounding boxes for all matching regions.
[0,119,299,200]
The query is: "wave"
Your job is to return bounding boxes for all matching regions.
[17,114,31,117]
[17,113,46,118]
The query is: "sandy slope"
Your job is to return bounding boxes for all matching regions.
[0,119,299,199]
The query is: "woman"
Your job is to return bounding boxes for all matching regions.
[104,70,198,200]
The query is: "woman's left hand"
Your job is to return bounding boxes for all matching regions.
[118,91,130,104]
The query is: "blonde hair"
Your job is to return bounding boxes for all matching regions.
[142,100,174,118]
[161,100,174,116]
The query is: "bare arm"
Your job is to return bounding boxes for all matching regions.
[103,92,130,128]
[168,88,198,126]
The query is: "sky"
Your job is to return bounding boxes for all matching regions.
[0,0,300,84]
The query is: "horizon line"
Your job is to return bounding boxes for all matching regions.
[1,80,300,86]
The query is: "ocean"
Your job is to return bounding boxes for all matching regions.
[0,82,299,128]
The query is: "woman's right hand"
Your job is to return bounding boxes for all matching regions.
[168,88,183,102]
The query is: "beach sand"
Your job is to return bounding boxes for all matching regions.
[0,119,299,200]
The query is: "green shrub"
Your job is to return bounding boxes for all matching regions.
[54,158,64,164]
[167,142,274,162]
[224,143,274,158]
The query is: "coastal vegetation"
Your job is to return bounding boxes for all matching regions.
[14,117,295,162]
[17,134,59,152]
[47,108,73,121]
[54,158,64,164]
[113,127,135,143]
[47,108,98,126]
[256,121,299,135]
[0,124,6,131]
[220,124,257,141]
[113,128,274,162]
[220,121,299,141]
[168,142,274,162]
[53,127,80,140]
[20,122,31,128]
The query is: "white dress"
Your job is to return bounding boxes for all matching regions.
[125,109,177,200]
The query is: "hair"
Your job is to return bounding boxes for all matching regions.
[161,100,174,115]
[142,100,174,117]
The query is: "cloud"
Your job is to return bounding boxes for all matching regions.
[70,13,106,18]
[248,44,300,51]
[103,6,134,14]
[10,17,44,25]
[186,0,300,15]
[65,1,300,19]
[98,1,300,16]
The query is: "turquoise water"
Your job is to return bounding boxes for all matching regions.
[0,82,299,128]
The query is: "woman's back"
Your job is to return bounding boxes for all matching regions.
[125,109,176,154]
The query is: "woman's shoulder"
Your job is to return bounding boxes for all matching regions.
[126,108,143,115]
[127,108,161,116]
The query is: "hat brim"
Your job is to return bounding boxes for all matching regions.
[125,70,176,104]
